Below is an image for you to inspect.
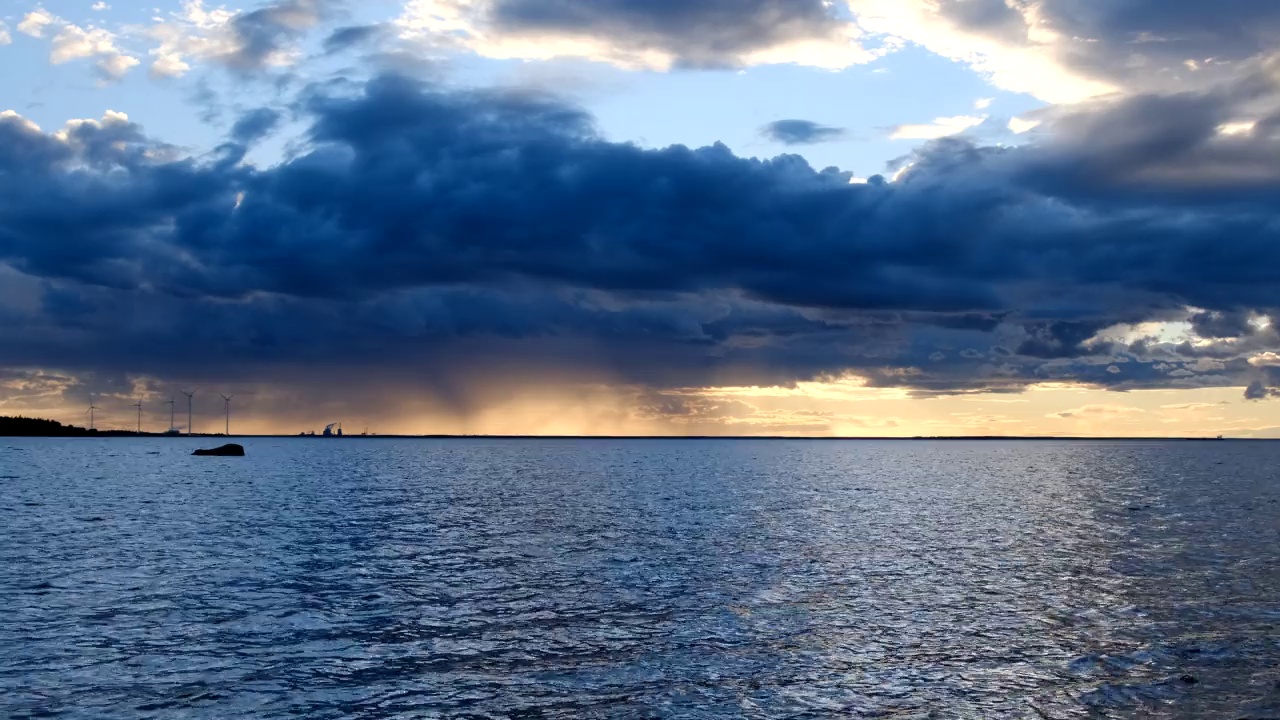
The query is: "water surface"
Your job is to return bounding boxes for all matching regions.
[2,439,1279,718]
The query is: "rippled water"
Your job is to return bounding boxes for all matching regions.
[3,439,1280,718]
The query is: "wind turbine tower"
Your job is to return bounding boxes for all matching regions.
[132,401,143,434]
[182,390,195,436]
[88,401,99,431]
[221,394,234,436]
[164,397,175,433]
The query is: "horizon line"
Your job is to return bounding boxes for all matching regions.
[2,433,1251,441]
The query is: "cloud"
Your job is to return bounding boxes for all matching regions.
[844,0,1280,103]
[147,0,334,78]
[1161,403,1224,411]
[18,10,139,82]
[760,119,846,145]
[890,115,985,140]
[846,0,1117,103]
[1050,404,1145,420]
[396,0,876,71]
[0,23,10,46]
[388,0,1280,96]
[4,71,1280,403]
[1191,310,1255,339]
[1249,352,1280,368]
[229,107,283,144]
[1008,117,1040,134]
[1245,380,1280,401]
[18,10,55,38]
[221,0,330,71]
[1219,120,1257,137]
[323,24,386,54]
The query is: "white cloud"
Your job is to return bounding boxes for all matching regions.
[0,22,10,46]
[845,0,1116,104]
[890,161,914,182]
[92,2,112,10]
[55,109,131,136]
[1218,120,1257,137]
[974,97,992,110]
[145,0,310,78]
[18,9,55,38]
[94,51,141,80]
[1008,117,1041,134]
[20,10,139,82]
[144,0,238,79]
[890,114,985,140]
[0,109,43,133]
[49,24,139,80]
[51,24,126,63]
[4,108,141,152]
[396,0,878,72]
[1248,352,1280,367]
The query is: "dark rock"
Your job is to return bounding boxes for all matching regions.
[1180,674,1198,684]
[192,443,245,457]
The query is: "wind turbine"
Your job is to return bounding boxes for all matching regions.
[182,390,195,436]
[164,397,176,433]
[132,400,143,434]
[87,401,99,431]
[221,394,234,436]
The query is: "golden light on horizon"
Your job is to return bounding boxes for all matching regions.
[5,367,1277,439]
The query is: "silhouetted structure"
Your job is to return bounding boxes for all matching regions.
[221,394,234,436]
[182,390,195,436]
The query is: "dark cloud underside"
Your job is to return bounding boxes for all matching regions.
[487,0,847,67]
[761,120,846,145]
[928,0,1280,91]
[3,66,1280,400]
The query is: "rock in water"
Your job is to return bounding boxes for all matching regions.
[192,443,245,457]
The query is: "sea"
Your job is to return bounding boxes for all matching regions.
[2,438,1279,718]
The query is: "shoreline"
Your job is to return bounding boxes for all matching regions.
[0,434,1249,441]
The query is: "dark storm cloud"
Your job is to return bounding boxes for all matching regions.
[1190,310,1256,340]
[760,120,846,146]
[1014,321,1114,359]
[230,108,283,145]
[3,71,1280,397]
[487,0,847,68]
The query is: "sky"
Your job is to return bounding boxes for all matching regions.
[2,0,1280,437]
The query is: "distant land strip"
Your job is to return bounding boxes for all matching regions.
[0,416,1250,441]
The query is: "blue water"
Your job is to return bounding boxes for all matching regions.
[2,438,1279,718]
